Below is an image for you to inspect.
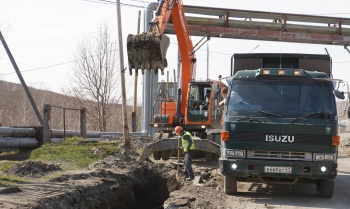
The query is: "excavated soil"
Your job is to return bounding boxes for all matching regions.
[0,133,349,209]
[5,161,62,178]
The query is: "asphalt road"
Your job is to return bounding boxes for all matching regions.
[223,134,350,209]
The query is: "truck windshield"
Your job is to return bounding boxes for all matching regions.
[227,79,336,119]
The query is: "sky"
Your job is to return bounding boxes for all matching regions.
[1,0,350,104]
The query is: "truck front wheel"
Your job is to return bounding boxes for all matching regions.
[316,179,334,198]
[224,175,237,194]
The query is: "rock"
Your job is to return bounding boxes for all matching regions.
[193,176,202,185]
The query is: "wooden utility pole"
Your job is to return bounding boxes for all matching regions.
[132,10,141,132]
[116,0,130,148]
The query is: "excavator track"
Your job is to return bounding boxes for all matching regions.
[127,32,170,75]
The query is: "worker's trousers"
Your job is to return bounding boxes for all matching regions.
[183,150,195,178]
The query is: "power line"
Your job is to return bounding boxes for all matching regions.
[83,0,145,8]
[0,43,126,76]
[0,60,77,76]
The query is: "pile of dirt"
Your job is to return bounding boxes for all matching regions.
[5,161,62,178]
[0,141,179,209]
[163,162,227,209]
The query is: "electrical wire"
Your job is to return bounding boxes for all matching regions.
[0,43,126,76]
[83,0,145,8]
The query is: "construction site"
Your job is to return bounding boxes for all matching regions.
[1,0,350,208]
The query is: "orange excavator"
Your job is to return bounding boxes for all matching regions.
[127,0,222,161]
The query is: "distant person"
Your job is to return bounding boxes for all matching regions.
[204,89,211,103]
[203,89,211,110]
[175,126,195,181]
[217,86,228,108]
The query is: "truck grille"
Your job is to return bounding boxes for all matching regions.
[247,150,312,161]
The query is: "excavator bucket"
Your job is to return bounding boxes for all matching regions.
[127,32,170,75]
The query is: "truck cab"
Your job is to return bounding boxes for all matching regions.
[220,53,349,198]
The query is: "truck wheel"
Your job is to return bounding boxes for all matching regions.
[224,175,237,194]
[316,179,334,198]
[153,151,161,160]
[161,150,171,160]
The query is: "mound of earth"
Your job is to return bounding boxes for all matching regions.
[5,161,62,178]
[0,143,179,209]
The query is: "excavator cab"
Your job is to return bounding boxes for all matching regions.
[187,83,211,122]
[185,81,222,127]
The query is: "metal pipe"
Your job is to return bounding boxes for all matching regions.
[0,138,39,148]
[63,108,66,139]
[231,54,235,76]
[142,3,159,137]
[0,127,37,137]
[51,129,151,139]
[51,129,101,138]
[0,126,151,140]
[207,36,209,80]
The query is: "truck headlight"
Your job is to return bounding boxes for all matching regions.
[315,154,325,161]
[235,150,245,157]
[324,154,334,161]
[313,153,336,161]
[226,150,236,156]
[225,149,246,158]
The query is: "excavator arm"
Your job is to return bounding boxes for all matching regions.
[127,0,196,122]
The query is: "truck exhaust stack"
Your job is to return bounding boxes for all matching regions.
[127,32,170,75]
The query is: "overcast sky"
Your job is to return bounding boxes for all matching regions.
[1,0,350,103]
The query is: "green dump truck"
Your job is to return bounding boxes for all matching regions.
[219,53,349,198]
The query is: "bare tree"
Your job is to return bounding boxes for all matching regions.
[66,24,120,131]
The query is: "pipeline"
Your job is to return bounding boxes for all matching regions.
[0,127,37,137]
[0,137,39,148]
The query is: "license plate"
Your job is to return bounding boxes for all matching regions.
[264,166,292,174]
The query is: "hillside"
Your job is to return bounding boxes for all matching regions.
[0,80,141,132]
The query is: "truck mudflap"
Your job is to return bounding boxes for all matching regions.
[139,137,221,161]
[127,32,170,75]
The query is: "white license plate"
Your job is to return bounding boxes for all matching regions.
[264,166,292,174]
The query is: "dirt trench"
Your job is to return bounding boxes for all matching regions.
[37,167,173,209]
[0,152,181,209]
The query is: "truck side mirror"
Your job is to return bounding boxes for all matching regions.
[334,90,345,100]
[348,107,350,119]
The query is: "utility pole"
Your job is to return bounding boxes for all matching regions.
[132,10,141,132]
[116,0,130,148]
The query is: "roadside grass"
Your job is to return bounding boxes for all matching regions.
[29,137,120,170]
[0,162,26,186]
[0,137,120,173]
